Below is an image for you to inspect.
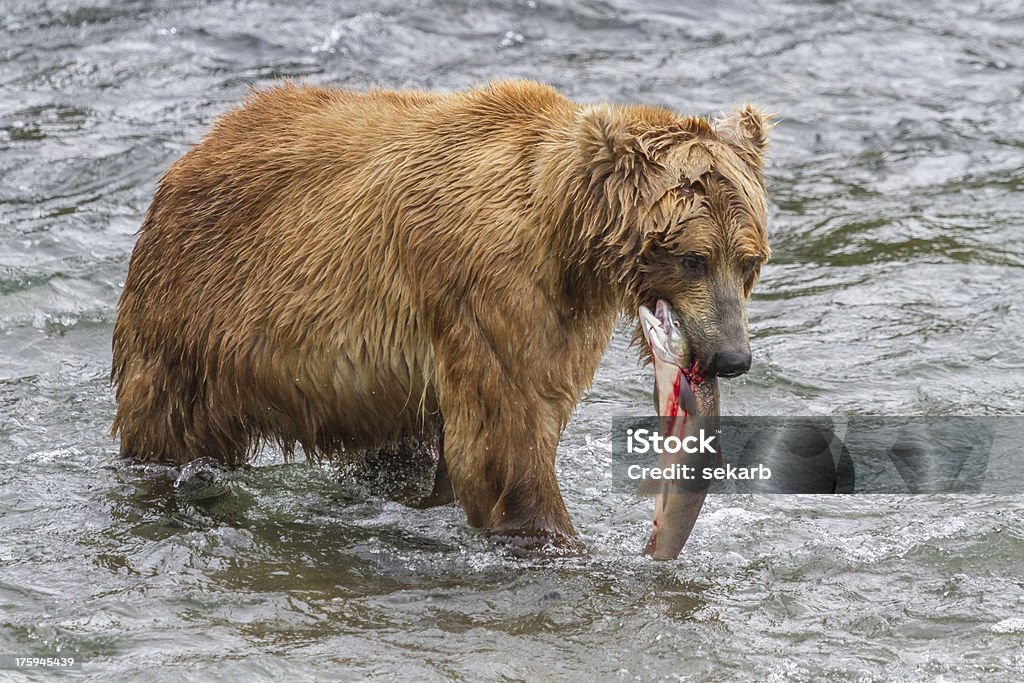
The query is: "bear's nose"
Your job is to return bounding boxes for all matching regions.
[712,350,752,378]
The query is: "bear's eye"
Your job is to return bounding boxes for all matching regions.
[680,253,707,278]
[742,257,760,276]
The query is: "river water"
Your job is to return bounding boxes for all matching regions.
[2,0,1023,680]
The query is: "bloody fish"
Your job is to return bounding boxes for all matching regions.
[637,299,720,560]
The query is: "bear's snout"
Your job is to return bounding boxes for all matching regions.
[709,348,752,378]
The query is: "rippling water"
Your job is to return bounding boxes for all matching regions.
[2,0,1023,679]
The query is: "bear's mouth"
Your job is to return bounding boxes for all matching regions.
[638,299,709,417]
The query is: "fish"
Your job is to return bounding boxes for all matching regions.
[637,299,720,560]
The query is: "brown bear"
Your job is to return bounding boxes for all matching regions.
[111,80,771,546]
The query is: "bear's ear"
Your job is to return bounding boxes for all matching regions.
[715,105,775,164]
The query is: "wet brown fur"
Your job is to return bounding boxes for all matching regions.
[111,80,771,541]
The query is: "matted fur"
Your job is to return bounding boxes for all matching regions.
[112,80,771,540]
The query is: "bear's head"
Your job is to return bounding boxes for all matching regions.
[573,103,773,385]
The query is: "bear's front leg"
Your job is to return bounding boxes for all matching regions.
[433,328,578,548]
